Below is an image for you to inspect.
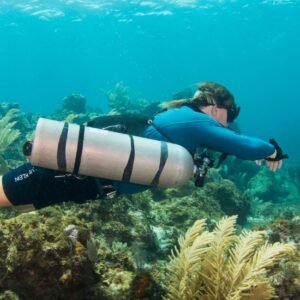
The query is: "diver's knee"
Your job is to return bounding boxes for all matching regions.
[0,176,13,207]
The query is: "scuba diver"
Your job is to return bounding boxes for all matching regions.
[0,81,288,209]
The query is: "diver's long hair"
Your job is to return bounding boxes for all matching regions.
[163,81,235,110]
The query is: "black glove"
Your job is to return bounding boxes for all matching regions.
[265,139,288,162]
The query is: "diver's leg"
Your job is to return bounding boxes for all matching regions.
[1,163,42,208]
[0,176,12,207]
[0,163,100,209]
[0,177,35,212]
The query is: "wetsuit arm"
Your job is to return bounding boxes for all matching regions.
[193,122,275,160]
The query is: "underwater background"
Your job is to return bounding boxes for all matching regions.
[0,1,300,299]
[1,0,300,160]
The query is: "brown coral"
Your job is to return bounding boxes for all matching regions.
[0,207,95,299]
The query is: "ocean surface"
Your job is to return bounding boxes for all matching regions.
[0,0,299,161]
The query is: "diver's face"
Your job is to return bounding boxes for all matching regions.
[212,106,228,127]
[218,108,228,127]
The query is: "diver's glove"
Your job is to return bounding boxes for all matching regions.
[265,138,288,162]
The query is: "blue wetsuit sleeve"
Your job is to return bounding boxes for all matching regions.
[192,121,275,160]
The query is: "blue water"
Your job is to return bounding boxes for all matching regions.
[0,0,300,160]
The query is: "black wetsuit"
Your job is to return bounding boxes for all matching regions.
[3,164,104,208]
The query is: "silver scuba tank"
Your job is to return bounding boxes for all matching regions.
[30,118,194,188]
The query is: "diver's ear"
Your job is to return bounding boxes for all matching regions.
[211,105,218,117]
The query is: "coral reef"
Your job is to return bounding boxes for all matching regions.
[243,165,299,227]
[246,168,291,202]
[0,103,38,168]
[0,155,9,174]
[148,181,225,257]
[51,94,92,124]
[0,290,20,300]
[204,180,250,224]
[59,196,164,299]
[0,102,20,115]
[105,81,158,115]
[0,109,21,155]
[0,207,95,299]
[0,94,299,299]
[219,157,260,190]
[256,215,300,298]
[164,215,295,300]
[62,94,86,114]
[288,164,300,191]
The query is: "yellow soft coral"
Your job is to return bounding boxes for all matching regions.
[164,216,295,300]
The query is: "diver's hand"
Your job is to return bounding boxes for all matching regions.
[265,138,288,172]
[254,152,282,172]
[265,150,283,172]
[255,138,288,172]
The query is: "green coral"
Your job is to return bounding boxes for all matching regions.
[288,164,300,191]
[204,180,250,224]
[0,109,21,154]
[62,94,86,114]
[246,168,293,202]
[0,105,37,165]
[105,82,149,114]
[0,290,20,300]
[51,94,94,124]
[219,157,260,190]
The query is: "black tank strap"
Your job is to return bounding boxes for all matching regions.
[73,125,85,174]
[57,123,69,171]
[122,135,135,182]
[151,142,168,186]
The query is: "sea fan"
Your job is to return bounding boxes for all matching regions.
[164,216,295,300]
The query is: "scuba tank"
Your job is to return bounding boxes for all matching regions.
[29,118,194,188]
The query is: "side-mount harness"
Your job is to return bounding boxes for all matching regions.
[148,118,217,188]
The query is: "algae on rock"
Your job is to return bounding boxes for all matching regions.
[0,207,95,300]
